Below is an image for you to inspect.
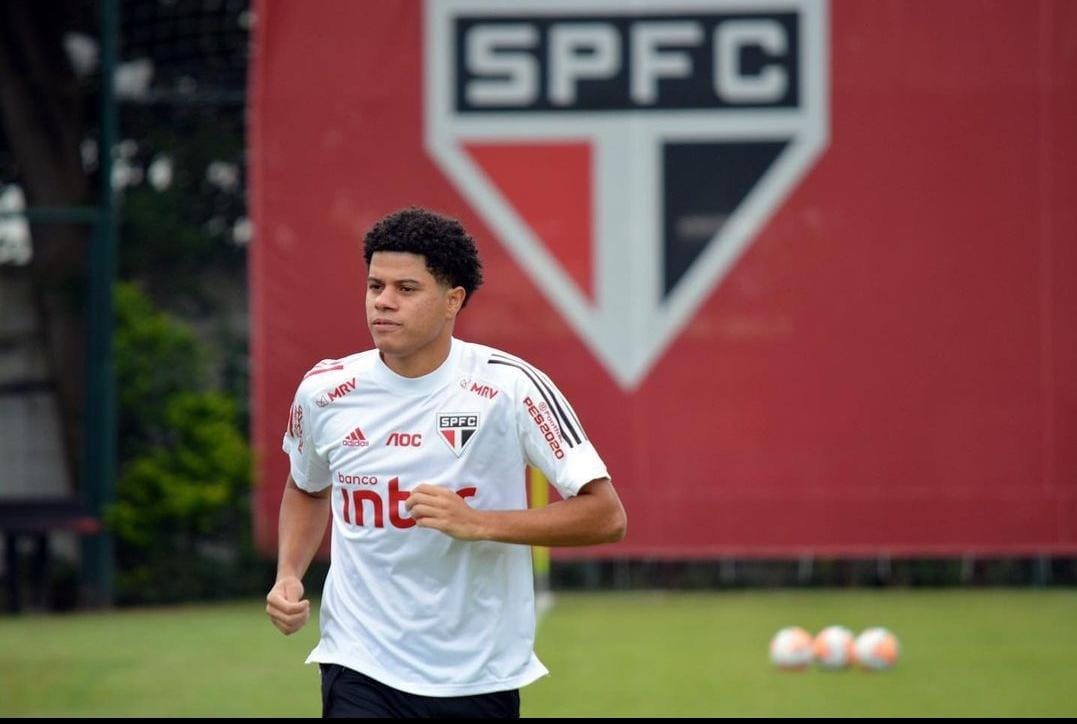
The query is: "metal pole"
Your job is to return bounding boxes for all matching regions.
[82,0,119,607]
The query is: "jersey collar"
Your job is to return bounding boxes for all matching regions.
[370,337,461,396]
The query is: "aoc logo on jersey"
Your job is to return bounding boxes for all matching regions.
[425,0,829,389]
[437,413,480,456]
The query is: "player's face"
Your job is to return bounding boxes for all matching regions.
[366,251,464,374]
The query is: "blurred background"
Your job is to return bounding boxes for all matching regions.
[1,0,254,612]
[0,0,1075,716]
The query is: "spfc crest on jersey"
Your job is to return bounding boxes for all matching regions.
[437,412,481,456]
[425,0,829,389]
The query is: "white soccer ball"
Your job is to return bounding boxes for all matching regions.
[813,625,855,670]
[853,627,900,670]
[769,626,814,670]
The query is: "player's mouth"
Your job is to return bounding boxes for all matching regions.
[371,318,402,332]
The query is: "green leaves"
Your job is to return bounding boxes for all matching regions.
[107,283,260,604]
[107,392,249,547]
[114,282,204,456]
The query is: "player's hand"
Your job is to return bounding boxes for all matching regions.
[405,484,484,541]
[266,576,310,636]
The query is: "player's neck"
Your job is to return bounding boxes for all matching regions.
[380,334,453,378]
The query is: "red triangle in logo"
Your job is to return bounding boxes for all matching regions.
[441,429,455,447]
[464,142,594,302]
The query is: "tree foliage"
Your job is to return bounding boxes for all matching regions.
[119,115,247,309]
[114,282,204,456]
[1,1,260,605]
[0,0,96,480]
[108,282,261,604]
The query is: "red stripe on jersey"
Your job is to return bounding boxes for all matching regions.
[303,364,344,379]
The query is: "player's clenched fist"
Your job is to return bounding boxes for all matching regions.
[266,576,310,635]
[405,484,483,541]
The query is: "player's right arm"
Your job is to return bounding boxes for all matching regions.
[266,474,331,636]
[267,375,334,636]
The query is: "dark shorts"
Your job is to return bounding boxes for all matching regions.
[320,663,521,719]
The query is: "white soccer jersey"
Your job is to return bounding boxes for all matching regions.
[282,338,609,696]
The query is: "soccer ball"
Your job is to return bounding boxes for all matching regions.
[853,627,900,670]
[769,626,814,670]
[813,625,854,670]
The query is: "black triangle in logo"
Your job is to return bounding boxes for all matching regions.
[662,141,788,299]
[461,428,475,449]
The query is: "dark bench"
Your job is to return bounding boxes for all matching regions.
[0,499,101,613]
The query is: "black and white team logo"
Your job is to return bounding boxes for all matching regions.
[425,0,829,389]
[438,412,481,456]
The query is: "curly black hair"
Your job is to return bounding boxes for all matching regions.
[363,207,484,307]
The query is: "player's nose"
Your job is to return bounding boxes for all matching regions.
[374,288,397,309]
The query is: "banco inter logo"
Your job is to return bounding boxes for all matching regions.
[425,0,829,389]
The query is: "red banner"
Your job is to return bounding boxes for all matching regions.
[250,0,1077,558]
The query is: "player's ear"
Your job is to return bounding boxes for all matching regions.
[446,285,466,315]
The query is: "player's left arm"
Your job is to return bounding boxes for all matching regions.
[405,477,626,546]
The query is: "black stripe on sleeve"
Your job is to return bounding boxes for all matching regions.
[489,353,585,446]
[488,355,584,447]
[536,366,585,434]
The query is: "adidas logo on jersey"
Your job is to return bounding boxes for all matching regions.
[342,426,369,447]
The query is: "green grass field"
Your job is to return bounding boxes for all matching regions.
[1,590,1075,716]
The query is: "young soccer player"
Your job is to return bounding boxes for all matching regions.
[266,207,626,718]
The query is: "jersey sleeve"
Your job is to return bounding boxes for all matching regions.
[281,385,331,492]
[515,368,609,499]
